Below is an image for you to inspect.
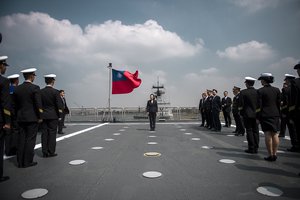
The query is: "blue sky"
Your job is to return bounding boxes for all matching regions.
[1,0,300,107]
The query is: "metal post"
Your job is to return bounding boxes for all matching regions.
[108,63,113,122]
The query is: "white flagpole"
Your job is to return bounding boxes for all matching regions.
[108,63,113,122]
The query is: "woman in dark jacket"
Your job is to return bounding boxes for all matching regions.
[257,73,281,161]
[146,94,158,131]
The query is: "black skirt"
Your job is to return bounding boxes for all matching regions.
[260,117,280,132]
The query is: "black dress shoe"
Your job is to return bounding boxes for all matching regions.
[200,124,204,127]
[58,132,65,135]
[48,153,57,157]
[278,135,285,138]
[63,125,67,128]
[264,156,273,161]
[264,156,277,162]
[223,125,228,127]
[244,149,255,154]
[23,162,38,168]
[0,176,9,182]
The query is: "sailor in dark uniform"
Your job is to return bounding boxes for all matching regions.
[146,94,158,131]
[199,92,207,127]
[14,68,43,168]
[211,89,222,132]
[41,74,63,157]
[257,73,281,161]
[205,90,213,129]
[280,74,298,152]
[4,74,19,156]
[289,62,300,155]
[232,86,245,136]
[279,82,289,138]
[221,91,232,127]
[0,56,11,182]
[239,77,259,154]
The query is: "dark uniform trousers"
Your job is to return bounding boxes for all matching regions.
[4,119,18,156]
[233,111,245,134]
[149,112,156,130]
[232,94,245,134]
[243,118,259,151]
[212,109,221,131]
[0,125,5,177]
[41,119,58,155]
[17,122,39,167]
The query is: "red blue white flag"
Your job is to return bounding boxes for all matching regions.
[112,69,142,94]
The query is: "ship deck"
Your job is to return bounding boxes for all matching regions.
[1,122,300,200]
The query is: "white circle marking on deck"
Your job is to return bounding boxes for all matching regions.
[191,138,200,141]
[243,141,248,143]
[147,142,158,145]
[219,159,236,164]
[21,188,48,199]
[256,186,283,197]
[184,132,192,135]
[69,160,86,165]
[144,152,161,157]
[148,135,157,138]
[113,133,121,136]
[180,129,186,131]
[227,134,235,137]
[277,150,285,154]
[142,171,162,178]
[105,138,114,141]
[123,126,129,129]
[91,147,103,150]
[119,129,125,131]
[202,146,213,149]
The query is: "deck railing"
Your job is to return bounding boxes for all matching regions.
[65,107,202,122]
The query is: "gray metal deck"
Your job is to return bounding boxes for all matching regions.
[1,122,299,200]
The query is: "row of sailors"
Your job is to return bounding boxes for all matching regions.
[199,62,300,163]
[0,56,67,183]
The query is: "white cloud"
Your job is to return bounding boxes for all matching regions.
[0,12,203,107]
[229,0,279,12]
[0,12,202,65]
[216,40,274,62]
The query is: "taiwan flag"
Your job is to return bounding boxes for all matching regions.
[112,69,142,94]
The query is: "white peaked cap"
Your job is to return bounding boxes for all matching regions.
[260,72,273,77]
[21,68,37,73]
[245,76,256,81]
[44,74,56,78]
[0,56,8,61]
[284,74,296,78]
[7,74,20,79]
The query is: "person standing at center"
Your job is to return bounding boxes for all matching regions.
[14,68,43,168]
[146,94,158,131]
[40,74,63,158]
